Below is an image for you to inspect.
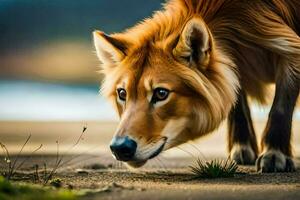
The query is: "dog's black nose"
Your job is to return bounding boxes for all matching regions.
[110,136,137,161]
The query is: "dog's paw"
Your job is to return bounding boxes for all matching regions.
[230,144,257,165]
[256,149,295,173]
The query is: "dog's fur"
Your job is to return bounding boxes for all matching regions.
[93,0,300,171]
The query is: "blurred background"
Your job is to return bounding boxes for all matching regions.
[0,0,164,121]
[0,0,299,165]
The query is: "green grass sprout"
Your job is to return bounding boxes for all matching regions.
[189,158,238,178]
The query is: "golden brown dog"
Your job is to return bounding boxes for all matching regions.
[93,0,300,172]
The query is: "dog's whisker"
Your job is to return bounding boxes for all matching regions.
[188,141,207,160]
[164,140,196,159]
[151,158,161,169]
[175,146,196,159]
[156,157,168,172]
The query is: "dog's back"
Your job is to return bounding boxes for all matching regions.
[183,0,300,102]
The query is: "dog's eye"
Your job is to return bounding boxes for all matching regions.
[151,88,169,103]
[117,88,127,101]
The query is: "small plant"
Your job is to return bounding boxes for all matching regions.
[42,126,87,185]
[50,178,63,188]
[1,125,87,184]
[189,158,238,178]
[0,135,42,180]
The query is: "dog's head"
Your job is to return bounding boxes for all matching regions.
[93,15,238,167]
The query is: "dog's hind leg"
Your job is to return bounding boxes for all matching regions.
[228,89,258,165]
[256,69,299,173]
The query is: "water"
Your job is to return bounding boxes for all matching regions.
[0,80,118,121]
[0,80,299,121]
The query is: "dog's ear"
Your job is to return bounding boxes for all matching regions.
[93,31,128,67]
[173,17,212,69]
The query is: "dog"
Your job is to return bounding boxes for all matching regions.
[93,0,300,172]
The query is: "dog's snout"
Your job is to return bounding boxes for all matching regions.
[110,136,137,161]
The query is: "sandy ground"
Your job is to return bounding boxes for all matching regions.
[1,155,299,200]
[0,120,300,200]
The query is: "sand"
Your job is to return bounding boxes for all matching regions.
[0,120,300,200]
